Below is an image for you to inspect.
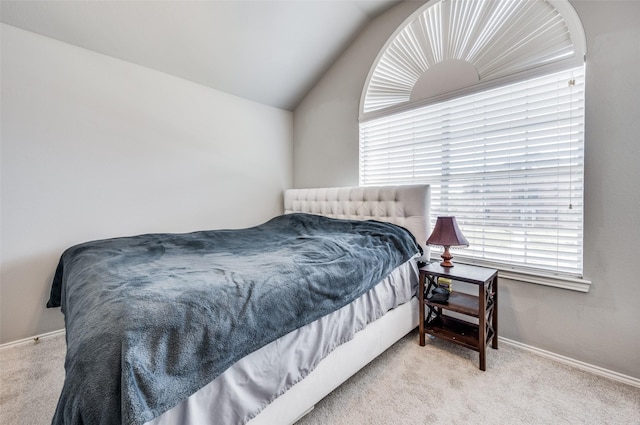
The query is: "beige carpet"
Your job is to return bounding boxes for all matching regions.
[1,330,638,425]
[0,334,66,425]
[298,330,640,424]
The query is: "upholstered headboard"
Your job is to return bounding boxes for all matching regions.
[284,185,430,260]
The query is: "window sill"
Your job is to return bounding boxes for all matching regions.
[451,259,591,292]
[497,269,591,293]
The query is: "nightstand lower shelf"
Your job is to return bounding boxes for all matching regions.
[425,315,495,352]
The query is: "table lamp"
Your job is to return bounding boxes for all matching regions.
[426,216,469,267]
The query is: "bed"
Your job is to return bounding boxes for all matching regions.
[47,184,430,425]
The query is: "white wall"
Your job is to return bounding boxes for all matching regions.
[293,1,640,379]
[0,24,293,343]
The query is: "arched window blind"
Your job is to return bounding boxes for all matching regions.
[360,0,587,279]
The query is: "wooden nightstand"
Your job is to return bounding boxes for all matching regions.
[418,262,498,371]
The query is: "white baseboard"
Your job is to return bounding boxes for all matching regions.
[499,336,640,389]
[0,328,66,351]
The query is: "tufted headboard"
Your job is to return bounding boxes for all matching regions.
[284,185,430,260]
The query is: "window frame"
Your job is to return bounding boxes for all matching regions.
[358,0,590,291]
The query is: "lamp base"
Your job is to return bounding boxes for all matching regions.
[440,246,454,267]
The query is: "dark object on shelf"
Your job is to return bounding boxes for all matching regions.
[427,286,450,304]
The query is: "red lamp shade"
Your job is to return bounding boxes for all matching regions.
[426,216,468,267]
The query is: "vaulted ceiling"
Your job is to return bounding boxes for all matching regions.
[1,0,402,111]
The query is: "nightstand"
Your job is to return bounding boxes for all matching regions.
[418,262,498,371]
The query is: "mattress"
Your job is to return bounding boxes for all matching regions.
[147,259,419,425]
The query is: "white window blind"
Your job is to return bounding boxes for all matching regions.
[362,0,584,115]
[360,66,585,277]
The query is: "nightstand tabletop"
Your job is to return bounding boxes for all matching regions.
[420,262,497,285]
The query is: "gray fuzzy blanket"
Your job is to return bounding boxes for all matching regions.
[47,213,421,425]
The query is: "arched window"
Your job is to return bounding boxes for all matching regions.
[359,0,587,286]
